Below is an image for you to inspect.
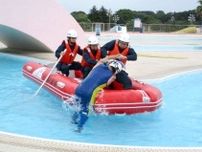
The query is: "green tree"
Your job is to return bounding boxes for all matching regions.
[174,10,195,24]
[88,5,100,22]
[196,0,202,21]
[71,11,91,23]
[71,5,202,32]
[133,11,161,24]
[88,5,109,23]
[156,11,166,23]
[116,9,134,24]
[99,6,109,23]
[71,11,92,31]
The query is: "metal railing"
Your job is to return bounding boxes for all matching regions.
[78,22,202,33]
[79,22,117,32]
[142,24,201,33]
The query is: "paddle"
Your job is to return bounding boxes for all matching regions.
[33,52,65,96]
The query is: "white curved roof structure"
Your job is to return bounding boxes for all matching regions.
[0,0,85,52]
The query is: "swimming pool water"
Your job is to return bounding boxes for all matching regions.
[0,53,202,147]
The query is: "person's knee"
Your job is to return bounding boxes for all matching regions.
[75,62,82,69]
[83,67,92,78]
[124,82,132,89]
[122,77,132,89]
[71,62,82,70]
[61,64,70,75]
[56,63,62,71]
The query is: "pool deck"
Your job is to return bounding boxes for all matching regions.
[1,48,202,80]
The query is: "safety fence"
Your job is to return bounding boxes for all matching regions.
[142,24,201,33]
[79,22,202,33]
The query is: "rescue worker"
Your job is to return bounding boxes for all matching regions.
[55,29,83,76]
[81,36,106,78]
[101,33,137,89]
[71,59,125,132]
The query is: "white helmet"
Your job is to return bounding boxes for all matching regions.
[67,29,78,38]
[119,33,130,43]
[107,59,125,74]
[88,36,99,45]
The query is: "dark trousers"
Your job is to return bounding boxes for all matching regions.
[56,61,82,76]
[82,66,93,78]
[71,96,90,130]
[115,70,132,89]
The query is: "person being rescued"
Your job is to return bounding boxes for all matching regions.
[101,33,137,89]
[81,36,106,78]
[71,59,125,132]
[55,29,83,76]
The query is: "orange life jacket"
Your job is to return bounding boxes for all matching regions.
[60,41,79,64]
[108,40,129,64]
[81,46,101,67]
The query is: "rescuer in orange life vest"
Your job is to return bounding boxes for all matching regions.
[101,33,137,89]
[81,36,106,78]
[55,29,83,76]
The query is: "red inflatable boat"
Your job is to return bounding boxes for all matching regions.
[23,61,163,115]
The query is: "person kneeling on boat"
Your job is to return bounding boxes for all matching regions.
[81,36,106,78]
[71,59,125,132]
[55,29,83,76]
[101,33,137,89]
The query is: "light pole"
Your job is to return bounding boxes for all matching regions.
[188,13,196,24]
[113,14,119,24]
[170,16,175,24]
[170,12,175,24]
[108,9,112,31]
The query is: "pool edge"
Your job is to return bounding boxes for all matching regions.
[0,131,202,152]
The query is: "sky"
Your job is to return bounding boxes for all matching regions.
[58,0,199,13]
